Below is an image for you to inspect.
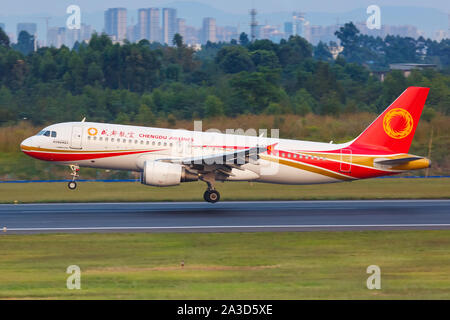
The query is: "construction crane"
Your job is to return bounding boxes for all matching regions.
[250,8,258,42]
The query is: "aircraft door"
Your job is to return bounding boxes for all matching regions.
[339,149,352,173]
[70,126,83,149]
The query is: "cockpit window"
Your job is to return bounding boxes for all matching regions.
[36,130,56,137]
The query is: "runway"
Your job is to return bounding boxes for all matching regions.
[1,200,450,234]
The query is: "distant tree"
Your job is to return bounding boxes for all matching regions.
[115,111,131,124]
[239,32,250,46]
[87,62,104,84]
[251,50,280,69]
[335,22,360,51]
[318,90,342,115]
[292,88,315,115]
[14,31,34,55]
[204,95,224,118]
[0,27,10,47]
[277,35,313,67]
[215,46,254,74]
[135,104,155,125]
[314,41,333,61]
[173,33,183,48]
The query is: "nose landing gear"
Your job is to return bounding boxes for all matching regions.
[68,165,80,190]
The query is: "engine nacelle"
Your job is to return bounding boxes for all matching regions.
[140,161,198,187]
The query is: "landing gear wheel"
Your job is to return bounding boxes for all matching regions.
[68,181,77,190]
[203,190,210,202]
[204,190,220,203]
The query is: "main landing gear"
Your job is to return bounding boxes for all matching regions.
[200,172,220,203]
[68,165,80,190]
[204,189,220,203]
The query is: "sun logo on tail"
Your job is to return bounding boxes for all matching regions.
[383,108,413,139]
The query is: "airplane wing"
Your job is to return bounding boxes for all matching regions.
[170,145,268,178]
[175,146,266,165]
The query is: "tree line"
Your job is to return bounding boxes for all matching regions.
[0,23,449,127]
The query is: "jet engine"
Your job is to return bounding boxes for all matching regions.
[140,161,198,187]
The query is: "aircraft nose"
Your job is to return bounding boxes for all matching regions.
[20,137,34,151]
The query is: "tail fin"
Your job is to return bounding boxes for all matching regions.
[351,87,430,154]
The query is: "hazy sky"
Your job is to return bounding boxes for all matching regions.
[2,0,449,15]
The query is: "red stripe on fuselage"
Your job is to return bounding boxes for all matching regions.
[22,149,163,162]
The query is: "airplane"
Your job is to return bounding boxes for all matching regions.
[20,87,431,203]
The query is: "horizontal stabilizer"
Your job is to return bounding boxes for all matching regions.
[375,157,424,166]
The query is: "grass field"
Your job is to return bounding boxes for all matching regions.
[0,178,449,204]
[0,231,449,299]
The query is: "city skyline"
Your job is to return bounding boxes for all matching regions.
[1,0,448,16]
[2,3,449,48]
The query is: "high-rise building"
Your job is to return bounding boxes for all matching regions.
[17,23,37,37]
[284,22,293,38]
[137,8,160,42]
[177,18,186,40]
[137,8,149,40]
[259,25,284,42]
[216,26,238,42]
[47,24,94,48]
[202,17,216,44]
[292,12,305,37]
[127,25,137,43]
[184,25,200,45]
[47,27,66,48]
[162,8,177,45]
[104,8,127,42]
[149,8,160,42]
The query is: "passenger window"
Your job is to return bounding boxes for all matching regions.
[111,138,114,142]
[146,141,149,145]
[152,141,155,146]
